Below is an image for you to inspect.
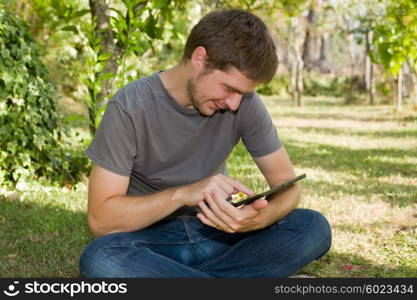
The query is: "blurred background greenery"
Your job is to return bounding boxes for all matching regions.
[1,0,417,186]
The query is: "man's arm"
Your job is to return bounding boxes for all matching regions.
[87,164,253,237]
[196,147,301,232]
[87,164,184,236]
[252,146,302,228]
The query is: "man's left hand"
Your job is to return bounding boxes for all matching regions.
[196,190,269,233]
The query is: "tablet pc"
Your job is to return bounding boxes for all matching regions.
[229,173,306,207]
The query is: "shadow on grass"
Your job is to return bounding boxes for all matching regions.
[0,196,93,277]
[286,139,416,174]
[305,179,416,207]
[299,250,417,278]
[275,111,408,123]
[265,97,346,108]
[285,141,416,207]
[228,141,416,206]
[289,126,417,139]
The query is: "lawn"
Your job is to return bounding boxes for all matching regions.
[1,96,416,277]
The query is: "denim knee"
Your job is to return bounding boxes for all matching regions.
[79,239,102,277]
[300,209,332,259]
[79,234,119,278]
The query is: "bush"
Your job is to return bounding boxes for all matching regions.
[0,10,88,187]
[343,76,367,104]
[304,75,358,98]
[257,74,364,99]
[257,76,291,96]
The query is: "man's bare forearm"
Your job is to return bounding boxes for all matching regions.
[257,183,302,229]
[88,187,185,237]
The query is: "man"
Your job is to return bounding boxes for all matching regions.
[79,9,331,278]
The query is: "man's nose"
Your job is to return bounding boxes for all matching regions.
[225,93,242,111]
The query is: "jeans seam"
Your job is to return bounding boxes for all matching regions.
[182,218,194,243]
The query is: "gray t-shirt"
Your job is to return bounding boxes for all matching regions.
[86,72,281,216]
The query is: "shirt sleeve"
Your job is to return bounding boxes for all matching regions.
[85,101,137,176]
[237,92,282,158]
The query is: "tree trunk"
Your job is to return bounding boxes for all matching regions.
[347,34,356,78]
[319,34,329,62]
[290,60,297,102]
[364,31,371,90]
[288,17,305,106]
[288,18,297,104]
[365,30,375,105]
[89,0,124,97]
[88,0,124,133]
[302,7,317,64]
[290,55,304,106]
[396,66,403,110]
[296,59,304,106]
[410,68,417,104]
[369,62,375,105]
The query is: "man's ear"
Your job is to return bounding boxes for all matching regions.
[190,46,207,71]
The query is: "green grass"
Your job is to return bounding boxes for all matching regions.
[1,96,416,277]
[0,181,92,277]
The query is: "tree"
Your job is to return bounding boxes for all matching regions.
[6,0,189,134]
[85,0,187,134]
[348,0,383,105]
[342,0,385,105]
[285,1,309,106]
[373,0,417,110]
[288,16,306,106]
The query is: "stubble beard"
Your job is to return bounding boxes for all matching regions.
[186,77,212,117]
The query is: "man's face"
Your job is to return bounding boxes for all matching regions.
[186,67,257,117]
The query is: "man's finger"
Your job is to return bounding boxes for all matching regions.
[198,194,233,231]
[221,175,253,195]
[243,198,269,211]
[209,189,253,224]
[197,212,218,228]
[205,191,237,227]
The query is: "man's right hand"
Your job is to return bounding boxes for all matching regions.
[88,166,253,236]
[174,174,253,207]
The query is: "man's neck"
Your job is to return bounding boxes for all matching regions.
[159,63,192,108]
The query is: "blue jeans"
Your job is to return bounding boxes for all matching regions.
[79,208,331,278]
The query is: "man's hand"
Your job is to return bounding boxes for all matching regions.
[196,190,269,233]
[177,174,253,207]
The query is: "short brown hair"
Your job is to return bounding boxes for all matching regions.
[182,9,278,84]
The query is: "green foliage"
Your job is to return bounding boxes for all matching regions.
[304,76,361,98]
[4,0,311,135]
[257,75,364,100]
[375,81,393,100]
[373,0,417,75]
[256,76,291,96]
[0,10,88,187]
[342,76,368,104]
[212,0,308,15]
[53,0,191,134]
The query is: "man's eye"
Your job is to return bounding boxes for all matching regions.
[228,89,241,95]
